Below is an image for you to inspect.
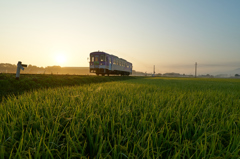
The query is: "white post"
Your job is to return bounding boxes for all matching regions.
[16,61,27,79]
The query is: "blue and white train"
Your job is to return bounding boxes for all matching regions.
[89,51,132,76]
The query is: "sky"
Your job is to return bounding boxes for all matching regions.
[1,0,240,75]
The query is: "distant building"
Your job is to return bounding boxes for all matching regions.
[215,74,229,78]
[198,74,214,78]
[163,72,181,77]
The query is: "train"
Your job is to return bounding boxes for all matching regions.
[89,51,132,76]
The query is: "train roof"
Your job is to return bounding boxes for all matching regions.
[90,51,132,64]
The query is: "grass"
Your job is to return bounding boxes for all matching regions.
[1,76,240,158]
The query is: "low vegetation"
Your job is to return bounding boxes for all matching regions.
[1,75,240,158]
[0,73,135,103]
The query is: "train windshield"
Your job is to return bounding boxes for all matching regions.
[91,56,94,62]
[95,56,98,61]
[91,54,104,62]
[100,55,105,61]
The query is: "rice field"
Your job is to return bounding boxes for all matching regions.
[1,76,240,158]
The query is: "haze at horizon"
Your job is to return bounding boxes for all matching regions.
[1,0,240,75]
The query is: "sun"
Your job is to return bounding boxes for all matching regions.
[56,54,66,65]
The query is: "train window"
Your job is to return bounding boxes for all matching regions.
[95,56,98,61]
[91,56,94,62]
[100,55,104,61]
[113,59,116,64]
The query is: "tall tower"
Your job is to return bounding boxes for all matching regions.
[195,62,197,78]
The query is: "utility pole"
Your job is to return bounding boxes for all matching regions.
[195,62,197,78]
[153,65,155,77]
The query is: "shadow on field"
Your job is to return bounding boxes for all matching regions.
[0,73,137,102]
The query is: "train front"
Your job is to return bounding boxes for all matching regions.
[89,51,108,75]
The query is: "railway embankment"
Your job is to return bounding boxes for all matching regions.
[0,73,137,103]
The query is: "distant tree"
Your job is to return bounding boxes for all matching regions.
[235,74,239,77]
[45,66,62,74]
[0,63,17,73]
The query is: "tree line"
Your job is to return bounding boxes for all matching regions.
[0,63,90,75]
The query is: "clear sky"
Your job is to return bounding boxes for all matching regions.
[1,0,240,75]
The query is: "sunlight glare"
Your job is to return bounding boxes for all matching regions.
[56,53,66,65]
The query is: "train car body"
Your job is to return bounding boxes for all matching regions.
[89,51,132,76]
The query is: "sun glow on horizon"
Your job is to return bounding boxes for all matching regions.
[55,53,67,65]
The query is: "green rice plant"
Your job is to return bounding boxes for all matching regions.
[0,77,240,158]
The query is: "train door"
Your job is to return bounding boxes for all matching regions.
[109,57,112,70]
[106,56,109,67]
[94,55,99,65]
